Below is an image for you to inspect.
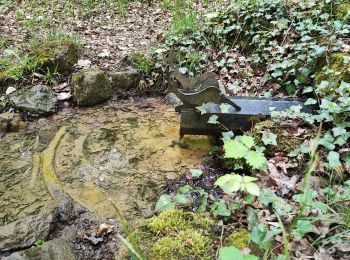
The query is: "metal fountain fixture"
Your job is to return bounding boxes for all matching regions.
[166,72,317,137]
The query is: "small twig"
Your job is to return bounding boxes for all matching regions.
[329,199,350,206]
[215,225,225,259]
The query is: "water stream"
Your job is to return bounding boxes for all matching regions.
[0,98,211,225]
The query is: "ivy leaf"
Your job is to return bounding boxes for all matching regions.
[261,131,277,146]
[327,151,342,170]
[219,246,259,260]
[244,182,260,196]
[304,98,317,105]
[332,127,346,137]
[210,199,231,217]
[208,115,219,124]
[196,103,210,115]
[293,220,313,239]
[220,103,231,113]
[319,132,335,150]
[240,135,255,149]
[155,195,175,212]
[219,246,244,260]
[190,168,203,178]
[174,194,193,206]
[245,150,267,170]
[302,86,313,94]
[224,139,249,159]
[221,131,234,142]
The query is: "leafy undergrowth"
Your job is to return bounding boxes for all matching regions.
[127,0,350,259]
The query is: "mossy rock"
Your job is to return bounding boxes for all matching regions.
[315,53,350,97]
[128,210,216,259]
[9,85,58,118]
[223,229,250,249]
[28,40,78,74]
[253,120,302,156]
[0,40,78,92]
[335,3,350,22]
[111,69,140,91]
[150,229,212,260]
[71,67,112,107]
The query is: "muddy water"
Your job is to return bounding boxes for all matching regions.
[0,98,211,225]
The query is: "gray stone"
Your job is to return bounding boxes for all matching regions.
[165,93,183,108]
[111,69,140,91]
[4,239,76,260]
[0,112,25,132]
[9,85,58,118]
[71,68,112,107]
[0,209,58,252]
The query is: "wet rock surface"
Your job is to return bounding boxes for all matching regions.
[0,112,25,132]
[9,85,58,118]
[111,69,140,91]
[5,239,76,260]
[71,68,112,107]
[0,207,58,252]
[0,98,210,259]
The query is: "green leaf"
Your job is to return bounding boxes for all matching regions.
[313,201,328,213]
[246,207,258,229]
[245,150,267,170]
[242,176,258,183]
[250,224,269,249]
[288,147,301,157]
[177,185,193,194]
[210,199,231,217]
[221,131,234,142]
[302,86,313,94]
[304,98,317,105]
[208,115,219,124]
[155,194,175,212]
[190,168,203,178]
[196,103,210,115]
[259,189,292,216]
[174,194,193,206]
[327,151,342,170]
[261,131,277,146]
[220,103,231,113]
[240,135,255,149]
[219,246,244,260]
[293,220,313,239]
[219,246,259,260]
[332,127,346,137]
[244,182,260,196]
[215,174,242,194]
[224,140,248,159]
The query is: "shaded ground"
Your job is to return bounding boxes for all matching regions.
[0,1,171,72]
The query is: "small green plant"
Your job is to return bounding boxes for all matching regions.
[223,134,267,171]
[34,239,45,247]
[131,52,154,74]
[42,64,60,85]
[215,174,260,197]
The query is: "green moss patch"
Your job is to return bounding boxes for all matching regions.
[223,229,250,249]
[315,53,350,98]
[335,3,350,21]
[0,39,78,93]
[128,210,216,259]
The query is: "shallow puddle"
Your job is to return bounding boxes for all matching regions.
[0,98,211,224]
